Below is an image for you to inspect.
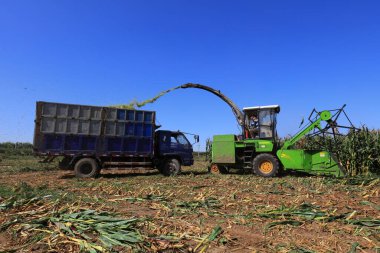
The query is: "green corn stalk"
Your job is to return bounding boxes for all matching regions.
[298,128,380,176]
[194,225,223,253]
[259,203,345,221]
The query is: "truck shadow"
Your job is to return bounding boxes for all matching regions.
[179,171,211,176]
[99,171,161,178]
[59,171,159,179]
[60,170,209,179]
[215,169,319,178]
[280,170,323,178]
[59,170,321,179]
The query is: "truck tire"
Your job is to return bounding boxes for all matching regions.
[252,153,279,177]
[162,158,181,176]
[74,158,100,178]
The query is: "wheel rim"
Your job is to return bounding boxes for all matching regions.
[259,160,273,174]
[168,162,176,173]
[80,163,93,175]
[210,164,220,173]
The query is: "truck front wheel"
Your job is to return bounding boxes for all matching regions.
[74,158,100,178]
[252,153,279,177]
[162,158,181,176]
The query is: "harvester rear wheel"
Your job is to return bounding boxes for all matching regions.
[208,163,227,174]
[252,153,279,177]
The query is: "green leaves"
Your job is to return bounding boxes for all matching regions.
[1,203,146,252]
[259,203,344,221]
[51,210,144,250]
[346,219,380,227]
[259,203,380,234]
[207,225,223,241]
[259,202,354,232]
[194,225,223,253]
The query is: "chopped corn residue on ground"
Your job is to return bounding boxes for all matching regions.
[0,156,379,252]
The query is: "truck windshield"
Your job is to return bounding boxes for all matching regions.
[174,134,190,145]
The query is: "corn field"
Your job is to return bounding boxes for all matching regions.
[297,127,380,176]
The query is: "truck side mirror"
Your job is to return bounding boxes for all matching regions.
[194,135,199,143]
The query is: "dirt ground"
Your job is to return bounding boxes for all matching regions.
[0,159,379,252]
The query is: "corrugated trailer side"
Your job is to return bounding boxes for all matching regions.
[33,101,155,156]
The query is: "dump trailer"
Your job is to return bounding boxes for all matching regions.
[179,83,355,177]
[33,101,197,178]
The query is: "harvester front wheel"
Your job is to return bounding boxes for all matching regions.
[208,163,227,174]
[252,153,279,177]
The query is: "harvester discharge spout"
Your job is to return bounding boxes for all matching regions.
[180,83,245,127]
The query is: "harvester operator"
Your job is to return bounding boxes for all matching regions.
[249,115,259,138]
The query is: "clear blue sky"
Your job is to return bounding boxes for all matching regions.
[1,1,379,150]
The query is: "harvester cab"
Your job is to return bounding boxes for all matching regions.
[242,105,280,140]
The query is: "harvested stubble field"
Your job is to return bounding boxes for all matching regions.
[0,156,379,253]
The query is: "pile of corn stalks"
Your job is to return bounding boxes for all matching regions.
[0,192,225,252]
[258,202,380,230]
[0,196,148,252]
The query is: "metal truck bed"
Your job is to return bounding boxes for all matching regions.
[33,101,155,156]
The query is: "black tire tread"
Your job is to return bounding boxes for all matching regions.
[252,153,279,177]
[74,158,100,178]
[162,158,181,176]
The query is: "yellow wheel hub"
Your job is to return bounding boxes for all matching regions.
[259,160,273,174]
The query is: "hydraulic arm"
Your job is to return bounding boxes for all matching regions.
[281,110,332,150]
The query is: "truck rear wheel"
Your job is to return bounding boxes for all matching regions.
[208,164,227,174]
[74,158,100,178]
[252,153,279,177]
[162,158,181,176]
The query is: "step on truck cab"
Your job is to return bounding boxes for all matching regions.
[33,101,197,178]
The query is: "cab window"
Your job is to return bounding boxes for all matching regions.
[176,134,190,145]
[171,136,178,144]
[259,110,275,138]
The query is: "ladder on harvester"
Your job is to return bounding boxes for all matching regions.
[243,146,254,172]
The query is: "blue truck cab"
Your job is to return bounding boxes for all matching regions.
[155,130,194,166]
[33,101,197,178]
